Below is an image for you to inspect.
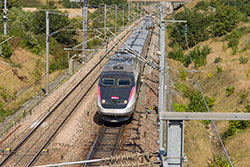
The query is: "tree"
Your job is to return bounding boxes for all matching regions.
[32,2,77,46]
[211,5,239,37]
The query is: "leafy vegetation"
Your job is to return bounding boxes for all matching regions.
[168,45,211,68]
[208,154,230,167]
[216,66,223,73]
[168,0,250,50]
[223,104,250,140]
[239,56,248,64]
[225,86,235,97]
[174,83,215,113]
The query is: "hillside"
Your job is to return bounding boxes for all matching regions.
[166,0,250,166]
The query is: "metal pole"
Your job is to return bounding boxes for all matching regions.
[159,4,166,155]
[115,4,117,34]
[128,3,130,22]
[137,3,139,18]
[3,0,7,36]
[46,10,49,95]
[140,2,142,18]
[82,0,88,59]
[123,4,125,26]
[104,4,107,54]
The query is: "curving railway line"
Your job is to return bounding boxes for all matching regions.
[0,20,141,167]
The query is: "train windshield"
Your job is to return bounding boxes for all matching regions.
[102,78,115,86]
[118,79,131,86]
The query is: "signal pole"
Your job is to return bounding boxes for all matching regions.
[3,0,7,36]
[82,0,88,59]
[46,10,49,95]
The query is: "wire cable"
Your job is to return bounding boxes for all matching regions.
[184,24,234,167]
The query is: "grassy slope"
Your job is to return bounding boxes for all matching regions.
[167,1,250,167]
[0,48,64,111]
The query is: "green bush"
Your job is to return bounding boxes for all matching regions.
[225,86,235,96]
[239,56,248,64]
[214,57,222,63]
[216,66,223,73]
[173,103,188,112]
[208,154,230,167]
[188,91,215,113]
[186,45,211,67]
[1,42,13,59]
[239,92,248,104]
[179,69,187,81]
[168,46,185,62]
[168,8,212,49]
[211,5,239,37]
[174,83,193,98]
[223,105,250,140]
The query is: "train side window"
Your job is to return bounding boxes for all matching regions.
[102,78,115,86]
[118,79,131,87]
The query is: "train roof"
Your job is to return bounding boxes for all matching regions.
[102,17,153,74]
[103,52,135,73]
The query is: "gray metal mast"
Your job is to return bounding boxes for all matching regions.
[115,4,117,34]
[123,4,125,26]
[104,4,107,54]
[46,10,49,95]
[82,0,88,58]
[128,3,130,21]
[3,0,7,36]
[159,3,166,155]
[137,3,139,18]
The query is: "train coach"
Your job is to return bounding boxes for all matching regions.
[97,16,153,122]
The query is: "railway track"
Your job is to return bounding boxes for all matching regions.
[0,21,140,167]
[84,124,125,167]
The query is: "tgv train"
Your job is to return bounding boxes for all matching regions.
[97,16,153,122]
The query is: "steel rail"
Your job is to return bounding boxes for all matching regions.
[27,72,102,166]
[83,124,125,167]
[0,19,141,167]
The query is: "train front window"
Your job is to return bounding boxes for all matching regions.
[118,79,131,86]
[102,78,115,86]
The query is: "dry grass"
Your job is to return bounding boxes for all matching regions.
[0,48,64,111]
[226,128,250,167]
[184,121,214,167]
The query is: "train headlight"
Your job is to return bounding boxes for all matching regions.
[124,100,128,104]
[101,99,106,104]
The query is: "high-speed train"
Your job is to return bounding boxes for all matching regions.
[97,16,153,122]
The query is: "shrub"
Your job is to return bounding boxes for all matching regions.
[223,105,250,140]
[214,57,222,63]
[211,5,239,37]
[216,66,223,73]
[1,42,13,59]
[239,92,248,104]
[174,83,193,98]
[188,91,215,113]
[186,45,211,67]
[168,46,185,62]
[179,69,187,81]
[239,56,248,64]
[207,73,212,78]
[173,103,188,112]
[225,86,235,97]
[208,154,230,167]
[168,8,212,49]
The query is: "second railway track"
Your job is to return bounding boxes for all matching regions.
[0,20,140,167]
